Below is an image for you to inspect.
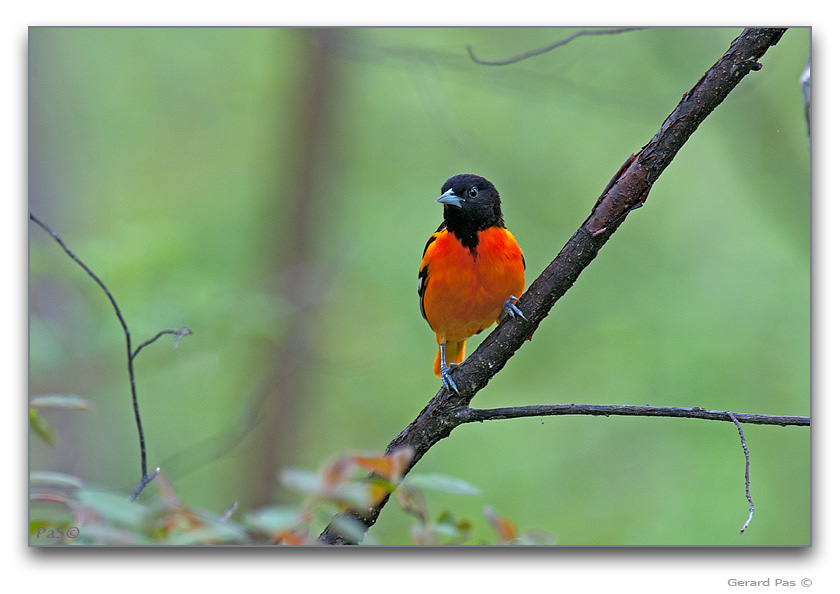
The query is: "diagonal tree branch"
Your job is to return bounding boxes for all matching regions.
[319,27,791,545]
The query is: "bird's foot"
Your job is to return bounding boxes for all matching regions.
[502,295,526,320]
[441,363,460,394]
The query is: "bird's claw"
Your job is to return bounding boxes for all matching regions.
[440,362,460,394]
[502,295,526,320]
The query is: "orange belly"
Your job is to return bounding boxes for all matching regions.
[421,226,525,372]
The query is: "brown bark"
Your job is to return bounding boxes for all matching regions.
[318,27,789,545]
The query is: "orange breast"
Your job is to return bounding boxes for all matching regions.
[421,226,525,345]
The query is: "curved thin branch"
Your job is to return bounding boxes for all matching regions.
[30,213,191,500]
[319,28,790,545]
[467,27,647,66]
[30,214,132,346]
[132,327,193,359]
[726,412,755,534]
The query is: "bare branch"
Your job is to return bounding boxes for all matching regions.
[29,214,132,344]
[318,28,792,545]
[727,412,755,533]
[129,467,160,501]
[467,27,647,66]
[456,404,809,427]
[133,327,193,359]
[30,213,190,500]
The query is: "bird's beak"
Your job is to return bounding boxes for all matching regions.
[436,188,463,207]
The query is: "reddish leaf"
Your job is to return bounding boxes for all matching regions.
[483,506,518,544]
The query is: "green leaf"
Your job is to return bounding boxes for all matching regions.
[326,514,372,545]
[432,511,472,542]
[72,523,153,546]
[76,488,147,530]
[30,471,85,489]
[278,468,323,495]
[30,394,92,409]
[405,473,481,496]
[164,518,248,545]
[279,469,374,509]
[243,505,305,533]
[29,409,56,446]
[432,519,461,539]
[516,530,558,546]
[329,482,377,509]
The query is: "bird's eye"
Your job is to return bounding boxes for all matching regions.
[468,186,479,198]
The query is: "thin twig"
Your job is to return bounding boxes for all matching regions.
[727,412,755,533]
[29,214,132,345]
[30,213,190,500]
[222,500,239,521]
[133,327,193,358]
[467,27,647,66]
[129,467,160,501]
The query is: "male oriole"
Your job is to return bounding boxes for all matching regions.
[418,174,526,393]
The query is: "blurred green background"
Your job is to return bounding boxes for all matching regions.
[29,27,810,545]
